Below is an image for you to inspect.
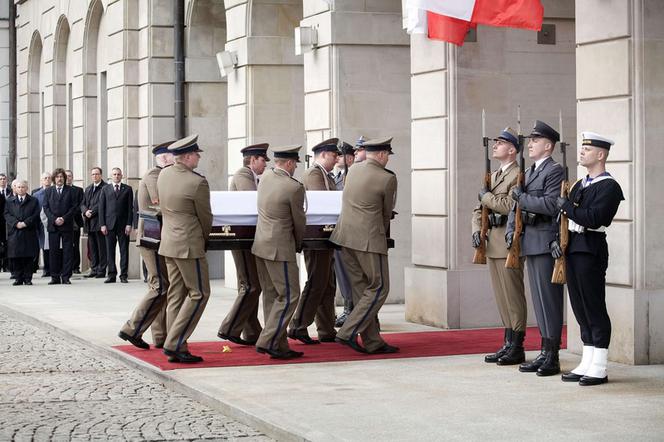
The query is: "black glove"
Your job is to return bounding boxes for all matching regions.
[472,231,481,248]
[478,188,490,202]
[505,232,513,249]
[510,187,523,202]
[550,240,563,259]
[556,196,567,211]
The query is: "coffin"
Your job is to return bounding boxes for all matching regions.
[139,190,394,251]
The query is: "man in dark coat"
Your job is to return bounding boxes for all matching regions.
[81,167,107,278]
[42,168,79,285]
[66,170,85,274]
[99,167,134,283]
[4,180,41,285]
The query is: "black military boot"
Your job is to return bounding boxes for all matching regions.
[519,337,548,372]
[537,337,560,376]
[497,330,525,365]
[484,329,512,363]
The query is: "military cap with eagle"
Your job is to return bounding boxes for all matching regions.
[582,131,614,150]
[528,120,560,143]
[362,137,394,154]
[152,140,174,155]
[271,144,302,162]
[312,138,339,154]
[339,141,356,156]
[168,134,203,155]
[241,143,270,160]
[493,127,520,151]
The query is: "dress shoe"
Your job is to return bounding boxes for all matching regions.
[62,279,71,285]
[579,375,608,386]
[537,338,560,377]
[367,343,399,354]
[48,279,61,285]
[335,336,367,354]
[12,280,23,286]
[519,338,548,372]
[217,332,256,346]
[287,329,320,345]
[120,277,128,283]
[561,372,583,382]
[485,329,511,363]
[166,351,204,363]
[73,269,81,274]
[256,346,268,354]
[335,311,350,328]
[118,331,150,350]
[84,272,97,278]
[104,277,116,283]
[24,281,33,285]
[42,272,51,278]
[268,348,304,359]
[497,330,526,366]
[319,336,337,343]
[95,274,106,279]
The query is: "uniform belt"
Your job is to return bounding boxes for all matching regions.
[568,219,606,233]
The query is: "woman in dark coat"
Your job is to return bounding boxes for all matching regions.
[4,180,41,285]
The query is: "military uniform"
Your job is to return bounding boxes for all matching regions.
[559,132,624,386]
[252,145,306,359]
[289,138,339,344]
[472,128,527,365]
[331,137,397,354]
[119,141,173,350]
[217,143,269,345]
[506,120,564,376]
[158,134,213,363]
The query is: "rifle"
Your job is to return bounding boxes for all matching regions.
[505,106,524,269]
[305,153,311,169]
[551,110,569,284]
[473,109,490,265]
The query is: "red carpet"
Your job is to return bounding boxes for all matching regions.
[114,326,566,371]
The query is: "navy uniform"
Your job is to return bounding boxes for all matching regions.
[217,143,269,346]
[506,120,564,376]
[289,138,339,345]
[158,134,213,363]
[558,132,624,386]
[331,137,398,354]
[118,141,173,350]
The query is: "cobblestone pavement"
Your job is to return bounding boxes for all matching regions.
[0,312,273,442]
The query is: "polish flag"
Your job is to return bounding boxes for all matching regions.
[406,0,544,46]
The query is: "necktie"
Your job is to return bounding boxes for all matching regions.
[19,197,23,204]
[495,169,502,180]
[57,187,62,195]
[115,184,120,194]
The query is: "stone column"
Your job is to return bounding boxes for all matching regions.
[573,0,664,364]
[301,0,411,302]
[0,10,9,172]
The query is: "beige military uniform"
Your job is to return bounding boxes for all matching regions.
[330,158,397,352]
[158,162,213,353]
[471,161,526,332]
[252,167,306,352]
[120,166,169,346]
[217,166,263,341]
[289,163,337,341]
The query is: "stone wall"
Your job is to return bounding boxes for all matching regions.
[0,4,8,174]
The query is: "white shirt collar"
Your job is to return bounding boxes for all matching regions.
[500,161,515,173]
[534,156,550,170]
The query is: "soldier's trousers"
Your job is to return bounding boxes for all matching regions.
[218,250,262,341]
[335,248,390,352]
[334,249,353,311]
[119,247,169,346]
[487,257,526,332]
[289,249,336,340]
[526,253,564,340]
[163,256,210,353]
[567,250,611,348]
[255,258,300,353]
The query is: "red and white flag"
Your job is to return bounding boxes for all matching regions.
[406,0,544,46]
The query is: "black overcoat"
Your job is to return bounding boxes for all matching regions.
[4,194,41,258]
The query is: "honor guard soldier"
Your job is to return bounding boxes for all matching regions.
[158,134,213,363]
[333,141,355,190]
[555,132,623,386]
[118,141,174,350]
[506,120,565,376]
[331,137,398,354]
[252,145,307,359]
[217,143,269,346]
[288,138,339,345]
[354,136,367,163]
[472,127,527,365]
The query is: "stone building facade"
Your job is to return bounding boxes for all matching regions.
[10,0,664,365]
[0,3,9,172]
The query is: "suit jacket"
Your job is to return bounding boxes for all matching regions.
[471,161,519,259]
[42,185,79,232]
[506,156,564,256]
[251,167,306,262]
[330,158,397,255]
[4,195,40,258]
[99,182,134,231]
[303,163,336,191]
[136,166,162,243]
[70,185,85,229]
[81,181,107,232]
[0,194,6,243]
[562,177,624,256]
[230,166,259,191]
[157,162,212,259]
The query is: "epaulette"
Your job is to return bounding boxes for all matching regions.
[192,170,206,178]
[384,167,396,175]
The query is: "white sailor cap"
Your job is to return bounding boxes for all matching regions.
[582,131,614,150]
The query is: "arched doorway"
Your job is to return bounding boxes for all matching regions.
[27,31,43,184]
[53,16,71,170]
